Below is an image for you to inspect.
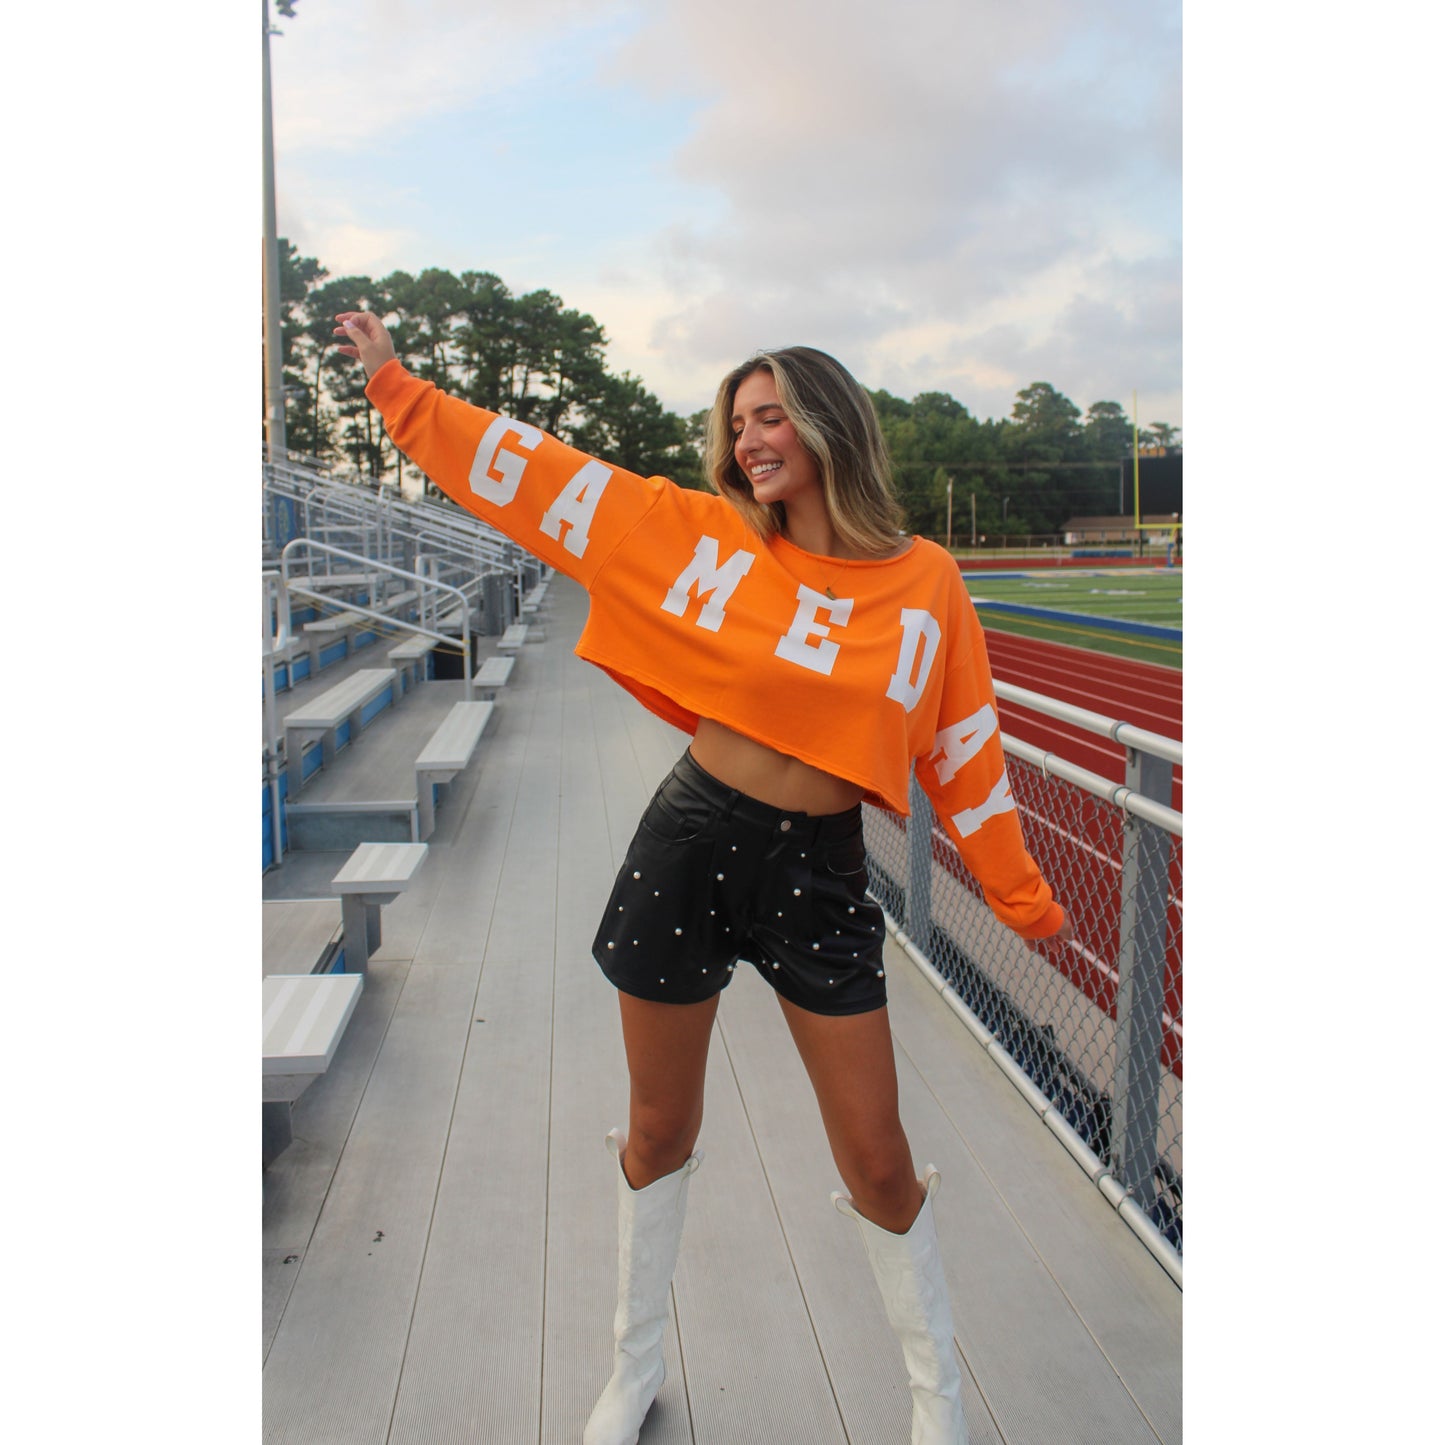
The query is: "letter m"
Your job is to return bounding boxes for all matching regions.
[660,536,756,633]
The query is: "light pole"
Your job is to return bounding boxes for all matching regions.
[945,475,953,551]
[262,0,298,464]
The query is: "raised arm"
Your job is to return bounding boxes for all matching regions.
[331,311,667,588]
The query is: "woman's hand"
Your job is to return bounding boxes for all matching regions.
[332,310,396,380]
[1028,908,1075,954]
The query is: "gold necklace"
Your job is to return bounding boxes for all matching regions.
[779,529,853,600]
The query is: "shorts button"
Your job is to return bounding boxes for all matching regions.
[779,819,792,832]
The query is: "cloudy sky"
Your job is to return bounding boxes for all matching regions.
[268,0,1181,429]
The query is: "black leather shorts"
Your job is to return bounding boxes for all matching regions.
[591,750,888,1016]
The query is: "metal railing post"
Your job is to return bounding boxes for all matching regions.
[905,771,934,944]
[273,567,293,651]
[1109,746,1173,1207]
[418,554,434,632]
[261,573,285,869]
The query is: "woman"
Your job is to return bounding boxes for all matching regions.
[335,310,1072,1445]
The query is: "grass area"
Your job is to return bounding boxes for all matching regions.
[964,568,1183,670]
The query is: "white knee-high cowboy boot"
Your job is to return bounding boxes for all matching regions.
[833,1167,968,1445]
[583,1128,703,1445]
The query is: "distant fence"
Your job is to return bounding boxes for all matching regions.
[912,541,1181,571]
[864,689,1183,1282]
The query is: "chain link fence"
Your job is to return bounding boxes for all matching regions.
[865,721,1183,1276]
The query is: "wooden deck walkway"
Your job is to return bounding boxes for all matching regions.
[261,576,1182,1444]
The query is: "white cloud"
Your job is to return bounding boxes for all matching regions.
[302,219,420,280]
[569,0,1181,419]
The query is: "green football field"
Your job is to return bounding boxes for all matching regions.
[962,568,1183,669]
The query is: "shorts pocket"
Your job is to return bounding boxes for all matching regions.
[638,790,712,845]
[823,835,868,878]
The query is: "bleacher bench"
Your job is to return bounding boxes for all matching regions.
[302,609,366,672]
[497,622,530,652]
[474,654,514,700]
[260,839,429,1166]
[388,634,433,694]
[414,700,494,839]
[330,841,429,973]
[262,898,343,978]
[303,571,375,591]
[262,971,363,1167]
[380,589,419,618]
[282,668,395,796]
[521,581,550,638]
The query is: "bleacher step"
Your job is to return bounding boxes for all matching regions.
[282,683,464,850]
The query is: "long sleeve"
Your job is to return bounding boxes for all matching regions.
[365,359,665,589]
[913,593,1064,940]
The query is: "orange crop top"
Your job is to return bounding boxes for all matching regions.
[366,360,1063,939]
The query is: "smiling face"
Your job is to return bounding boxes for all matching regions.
[730,368,824,511]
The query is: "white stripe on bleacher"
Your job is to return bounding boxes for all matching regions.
[283,982,341,1059]
[262,976,302,1043]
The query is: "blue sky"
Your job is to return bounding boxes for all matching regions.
[269,0,1182,429]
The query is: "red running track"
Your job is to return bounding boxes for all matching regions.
[983,630,1183,1078]
[984,631,1182,812]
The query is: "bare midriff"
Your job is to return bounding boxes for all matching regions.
[690,717,866,816]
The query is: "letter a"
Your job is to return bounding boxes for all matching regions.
[540,458,612,557]
[929,704,998,786]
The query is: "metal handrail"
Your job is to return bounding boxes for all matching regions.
[1000,736,1182,836]
[994,680,1182,766]
[261,571,286,868]
[280,538,478,698]
[990,680,1182,835]
[264,458,522,571]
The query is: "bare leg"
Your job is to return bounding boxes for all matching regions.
[616,991,719,1189]
[776,995,922,1232]
[785,997,968,1439]
[586,991,716,1445]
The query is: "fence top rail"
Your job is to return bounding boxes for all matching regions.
[1001,734,1183,837]
[994,680,1182,767]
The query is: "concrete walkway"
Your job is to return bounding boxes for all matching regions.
[261,575,1182,1444]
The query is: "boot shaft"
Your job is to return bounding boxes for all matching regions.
[835,1167,968,1445]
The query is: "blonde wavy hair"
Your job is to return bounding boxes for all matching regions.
[704,347,907,557]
